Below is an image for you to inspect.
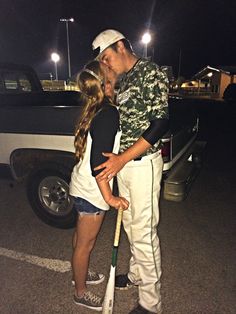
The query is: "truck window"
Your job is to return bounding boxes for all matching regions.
[3,71,32,92]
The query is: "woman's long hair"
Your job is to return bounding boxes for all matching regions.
[74,60,105,162]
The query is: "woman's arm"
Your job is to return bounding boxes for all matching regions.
[96,178,129,210]
[90,104,129,210]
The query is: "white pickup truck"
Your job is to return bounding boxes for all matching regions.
[0,63,206,228]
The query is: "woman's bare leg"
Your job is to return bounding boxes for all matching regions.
[72,213,105,296]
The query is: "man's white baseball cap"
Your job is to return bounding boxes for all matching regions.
[92,29,125,59]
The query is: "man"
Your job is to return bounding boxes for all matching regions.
[92,29,169,314]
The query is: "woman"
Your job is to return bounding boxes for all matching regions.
[69,60,129,311]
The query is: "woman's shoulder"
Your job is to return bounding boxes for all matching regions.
[102,97,118,109]
[97,98,119,117]
[91,99,119,128]
[91,98,119,132]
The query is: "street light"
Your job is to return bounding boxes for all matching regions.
[207,72,213,93]
[60,17,74,78]
[141,32,152,58]
[51,52,60,80]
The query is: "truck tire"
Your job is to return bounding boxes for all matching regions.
[27,165,76,229]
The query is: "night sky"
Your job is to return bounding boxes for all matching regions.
[1,0,235,80]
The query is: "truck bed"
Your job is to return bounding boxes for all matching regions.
[0,91,83,135]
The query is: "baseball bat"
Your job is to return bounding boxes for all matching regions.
[102,208,123,314]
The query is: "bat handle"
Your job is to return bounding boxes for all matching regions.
[114,208,123,247]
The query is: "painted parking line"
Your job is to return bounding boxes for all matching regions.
[0,247,71,273]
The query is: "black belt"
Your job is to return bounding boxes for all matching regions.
[134,151,160,161]
[134,157,142,161]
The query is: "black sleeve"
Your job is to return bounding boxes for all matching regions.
[142,118,169,145]
[90,106,119,177]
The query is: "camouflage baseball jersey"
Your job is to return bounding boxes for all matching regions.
[117,58,169,156]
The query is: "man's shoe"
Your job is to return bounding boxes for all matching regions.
[115,273,137,290]
[74,290,103,311]
[72,269,105,286]
[129,303,155,314]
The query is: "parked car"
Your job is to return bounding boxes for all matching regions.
[0,63,206,228]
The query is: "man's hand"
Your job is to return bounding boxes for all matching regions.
[95,138,152,182]
[94,152,126,182]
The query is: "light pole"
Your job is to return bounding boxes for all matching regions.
[207,72,213,94]
[142,32,151,58]
[51,52,60,80]
[60,17,74,78]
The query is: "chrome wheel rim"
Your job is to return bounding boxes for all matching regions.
[38,176,72,216]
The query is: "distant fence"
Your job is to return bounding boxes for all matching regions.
[179,88,219,98]
[40,80,78,91]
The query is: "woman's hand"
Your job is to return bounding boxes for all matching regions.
[106,195,129,210]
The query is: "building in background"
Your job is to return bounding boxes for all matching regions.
[192,66,236,99]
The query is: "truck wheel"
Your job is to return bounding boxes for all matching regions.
[27,167,76,229]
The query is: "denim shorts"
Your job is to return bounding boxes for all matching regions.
[72,197,105,216]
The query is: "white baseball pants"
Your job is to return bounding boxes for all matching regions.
[117,152,163,313]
